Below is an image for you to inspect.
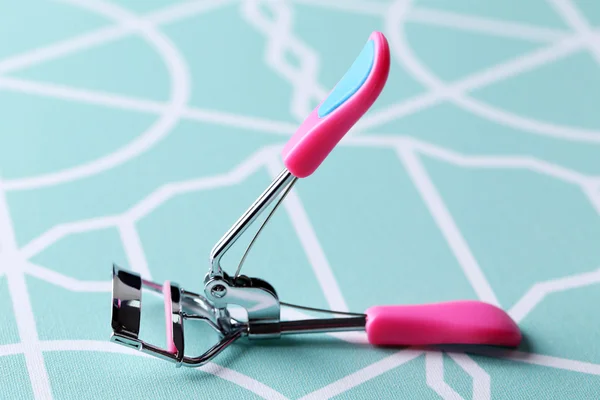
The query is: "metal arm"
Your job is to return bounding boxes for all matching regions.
[209,169,297,277]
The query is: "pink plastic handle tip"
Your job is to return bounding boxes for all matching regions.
[365,301,521,347]
[162,281,177,354]
[281,31,390,178]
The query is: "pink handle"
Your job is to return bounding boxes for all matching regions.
[281,31,390,178]
[365,301,521,347]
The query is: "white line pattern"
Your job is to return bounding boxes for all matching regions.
[425,352,463,400]
[0,0,193,191]
[448,353,492,400]
[266,157,349,312]
[242,0,327,121]
[300,350,424,400]
[397,145,500,306]
[364,0,600,143]
[509,267,600,323]
[0,179,53,399]
[1,0,600,398]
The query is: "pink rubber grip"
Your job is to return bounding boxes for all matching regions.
[281,31,390,178]
[365,301,521,347]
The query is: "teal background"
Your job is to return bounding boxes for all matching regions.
[1,0,600,399]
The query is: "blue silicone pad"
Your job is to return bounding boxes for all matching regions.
[317,39,375,118]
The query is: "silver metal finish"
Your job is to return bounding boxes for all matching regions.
[110,264,368,367]
[234,176,297,279]
[109,168,369,368]
[280,301,366,317]
[209,169,296,277]
[210,284,227,298]
[280,316,367,335]
[166,281,185,363]
[204,273,281,339]
[110,265,142,349]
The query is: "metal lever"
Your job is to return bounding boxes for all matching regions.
[109,31,399,368]
[208,169,297,278]
[111,266,370,367]
[111,264,521,368]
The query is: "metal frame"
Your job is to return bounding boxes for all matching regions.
[110,168,367,367]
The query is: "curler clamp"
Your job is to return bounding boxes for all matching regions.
[109,31,521,368]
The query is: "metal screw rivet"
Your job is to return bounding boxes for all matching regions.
[211,284,227,298]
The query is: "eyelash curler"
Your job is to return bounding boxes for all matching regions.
[109,31,522,368]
